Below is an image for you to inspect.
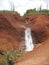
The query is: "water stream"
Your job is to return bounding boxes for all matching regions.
[25,28,34,51]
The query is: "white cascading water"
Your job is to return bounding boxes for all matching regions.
[25,28,34,51]
[20,25,34,52]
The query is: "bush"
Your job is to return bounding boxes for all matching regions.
[41,9,49,15]
[24,8,38,16]
[24,9,49,16]
[0,51,21,65]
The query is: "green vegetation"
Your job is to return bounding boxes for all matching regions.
[0,8,49,16]
[24,8,36,15]
[40,9,49,15]
[24,8,38,15]
[24,8,49,16]
[0,51,21,65]
[0,10,20,15]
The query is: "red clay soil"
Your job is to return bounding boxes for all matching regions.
[24,14,49,43]
[0,12,49,52]
[14,38,49,65]
[0,12,25,51]
[14,14,49,65]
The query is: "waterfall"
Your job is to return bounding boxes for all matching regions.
[25,28,34,51]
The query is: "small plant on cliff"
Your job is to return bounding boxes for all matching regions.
[0,51,21,65]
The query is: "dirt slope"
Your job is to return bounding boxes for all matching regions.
[14,38,49,65]
[0,12,25,51]
[24,14,49,43]
[0,13,49,52]
[14,14,49,65]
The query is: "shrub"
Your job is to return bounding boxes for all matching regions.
[0,51,21,65]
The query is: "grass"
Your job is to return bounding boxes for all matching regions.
[0,10,20,15]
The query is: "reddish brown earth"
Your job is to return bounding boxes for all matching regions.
[14,14,49,65]
[0,12,25,51]
[24,14,49,43]
[14,38,49,65]
[0,13,49,52]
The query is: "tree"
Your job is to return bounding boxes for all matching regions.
[10,1,15,12]
[46,3,48,10]
[39,5,42,12]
